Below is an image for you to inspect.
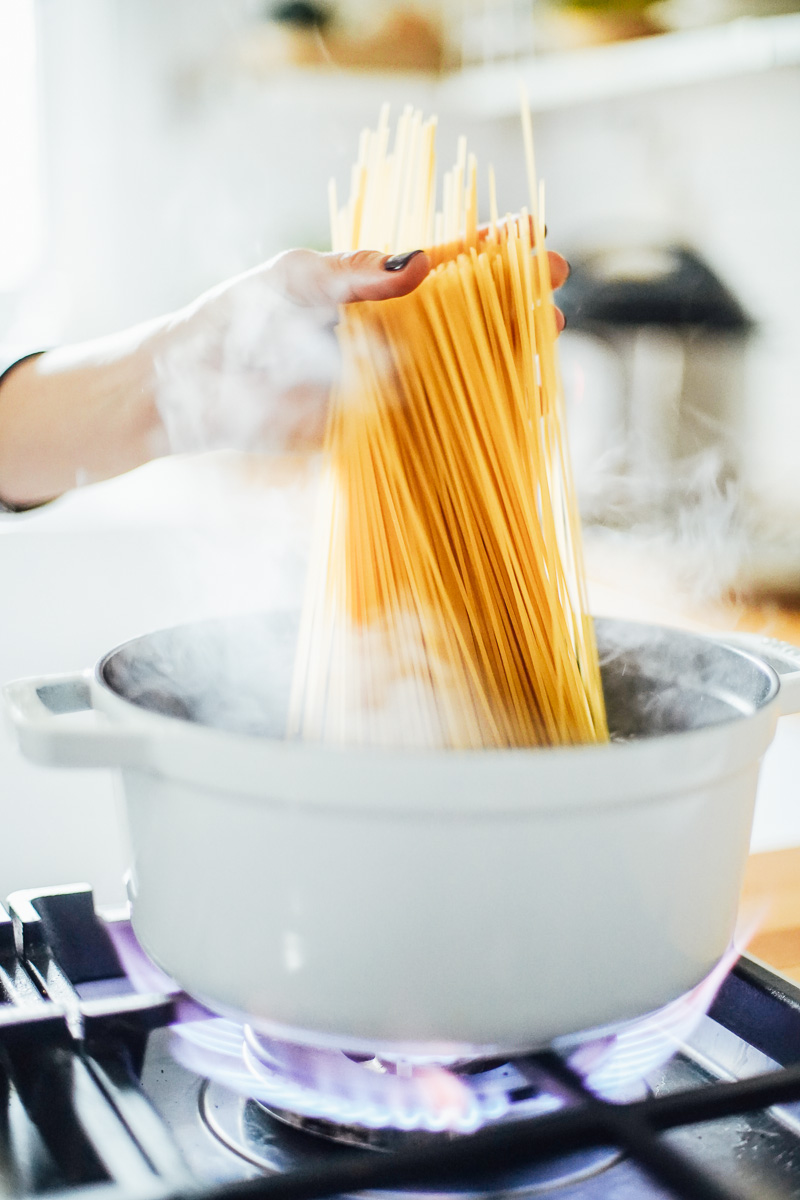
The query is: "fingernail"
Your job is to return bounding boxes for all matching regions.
[564,259,572,278]
[383,250,424,272]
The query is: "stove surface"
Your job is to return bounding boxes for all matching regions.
[3,882,800,1200]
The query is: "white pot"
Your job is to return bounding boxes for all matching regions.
[4,615,800,1059]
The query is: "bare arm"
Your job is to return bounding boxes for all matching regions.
[0,321,169,508]
[0,246,567,510]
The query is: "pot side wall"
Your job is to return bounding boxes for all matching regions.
[123,760,760,1052]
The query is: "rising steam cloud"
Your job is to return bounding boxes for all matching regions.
[154,277,338,455]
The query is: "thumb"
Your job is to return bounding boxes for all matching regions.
[266,248,432,307]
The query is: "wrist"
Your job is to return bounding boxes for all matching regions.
[0,320,172,507]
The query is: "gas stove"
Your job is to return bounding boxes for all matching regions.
[3,884,800,1200]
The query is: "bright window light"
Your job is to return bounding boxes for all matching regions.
[0,0,42,291]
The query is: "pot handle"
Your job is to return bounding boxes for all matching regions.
[2,672,147,768]
[715,634,800,717]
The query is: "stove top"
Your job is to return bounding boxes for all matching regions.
[3,883,800,1200]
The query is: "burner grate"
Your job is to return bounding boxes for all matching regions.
[4,883,800,1200]
[183,1050,800,1200]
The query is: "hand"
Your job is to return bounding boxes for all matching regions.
[548,253,570,331]
[154,248,433,456]
[155,242,569,456]
[0,249,432,506]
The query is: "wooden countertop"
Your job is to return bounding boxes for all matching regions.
[724,602,800,983]
[742,847,800,983]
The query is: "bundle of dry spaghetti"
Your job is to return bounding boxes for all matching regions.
[288,104,608,750]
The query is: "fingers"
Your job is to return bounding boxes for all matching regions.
[264,241,566,305]
[549,253,569,332]
[264,248,432,308]
[347,250,432,302]
[548,252,570,291]
[257,242,567,341]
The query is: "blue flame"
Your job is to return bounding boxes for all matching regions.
[565,946,738,1100]
[104,913,738,1132]
[169,949,738,1129]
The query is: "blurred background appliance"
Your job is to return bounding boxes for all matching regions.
[557,243,753,525]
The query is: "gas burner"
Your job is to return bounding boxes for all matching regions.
[11,883,800,1200]
[169,944,736,1144]
[190,1025,636,1192]
[258,1100,452,1152]
[200,1079,624,1195]
[172,1019,572,1133]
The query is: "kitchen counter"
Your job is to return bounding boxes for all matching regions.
[743,846,800,984]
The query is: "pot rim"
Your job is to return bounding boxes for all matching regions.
[90,616,782,813]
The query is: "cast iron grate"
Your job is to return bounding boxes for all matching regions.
[180,1049,800,1200]
[4,884,800,1200]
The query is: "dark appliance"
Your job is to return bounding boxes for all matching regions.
[557,244,753,525]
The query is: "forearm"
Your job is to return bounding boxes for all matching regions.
[0,320,170,509]
[0,248,477,507]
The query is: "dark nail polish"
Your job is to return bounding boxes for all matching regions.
[383,250,424,272]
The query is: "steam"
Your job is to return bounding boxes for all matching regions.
[154,275,339,456]
[103,609,461,747]
[102,612,301,737]
[101,611,775,748]
[142,258,769,751]
[288,609,491,750]
[579,445,751,615]
[153,248,424,458]
[153,252,405,457]
[557,322,759,611]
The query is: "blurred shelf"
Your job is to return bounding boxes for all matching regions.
[438,12,800,117]
[223,12,800,120]
[233,66,439,109]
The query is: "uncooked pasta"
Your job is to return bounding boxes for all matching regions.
[288,104,608,750]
